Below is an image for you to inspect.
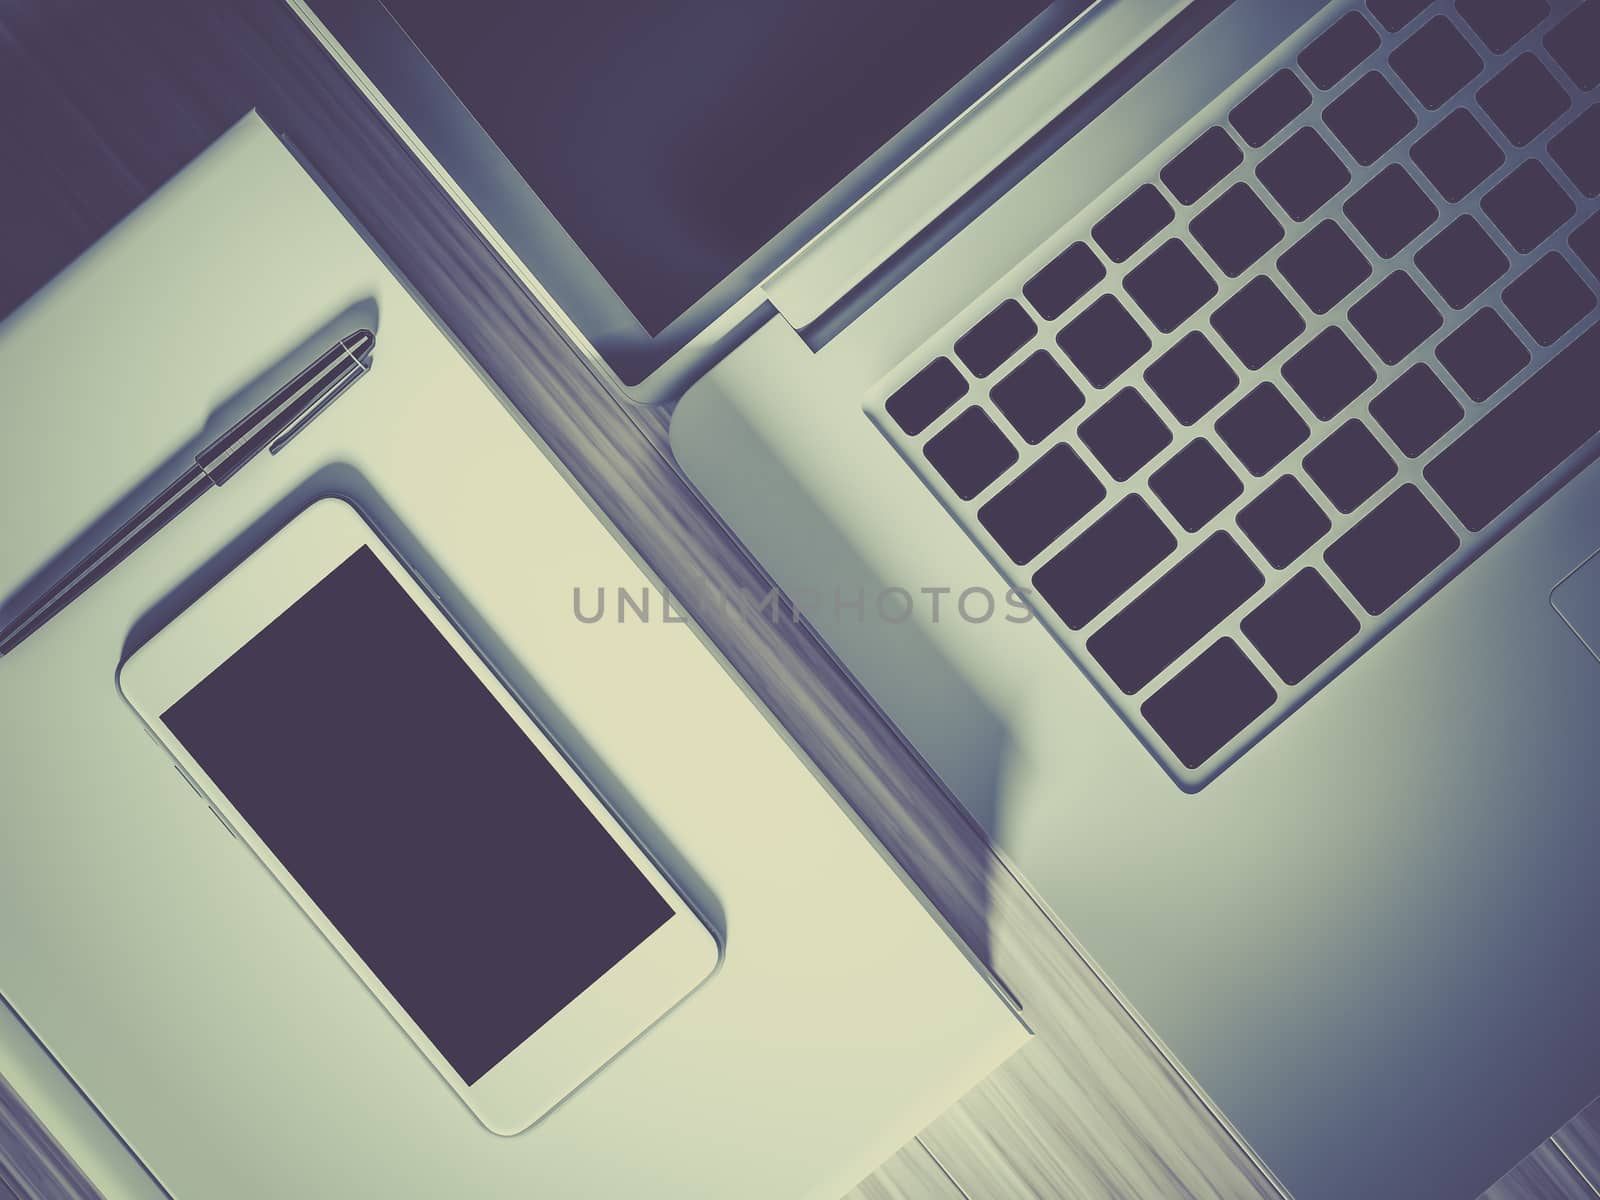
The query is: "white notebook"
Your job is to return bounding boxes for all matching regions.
[0,114,1025,1199]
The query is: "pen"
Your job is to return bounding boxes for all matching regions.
[0,328,375,657]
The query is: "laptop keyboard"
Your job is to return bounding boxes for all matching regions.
[871,0,1600,788]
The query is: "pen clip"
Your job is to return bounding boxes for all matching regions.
[269,343,370,455]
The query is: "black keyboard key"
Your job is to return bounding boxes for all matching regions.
[1345,165,1438,258]
[1238,477,1332,568]
[1079,387,1171,481]
[1151,439,1243,531]
[1094,185,1174,263]
[1457,0,1548,53]
[1217,382,1310,475]
[1326,72,1418,165]
[1368,0,1430,33]
[1305,419,1398,512]
[1483,161,1577,253]
[1142,639,1276,769]
[956,299,1036,377]
[1033,496,1176,629]
[924,408,1018,500]
[1279,220,1373,313]
[978,443,1105,563]
[1057,296,1151,388]
[1283,328,1377,419]
[1410,109,1505,202]
[1145,332,1239,424]
[1024,242,1105,320]
[1163,127,1243,205]
[1369,363,1463,457]
[1088,532,1264,694]
[1257,129,1351,221]
[1125,240,1218,333]
[1192,184,1284,277]
[1300,11,1381,90]
[1504,252,1597,346]
[1436,308,1530,401]
[1324,484,1459,613]
[1349,270,1442,364]
[1426,321,1600,530]
[1547,0,1600,90]
[1575,212,1600,279]
[1551,105,1600,197]
[991,352,1083,444]
[1242,569,1360,685]
[1415,214,1509,308]
[1392,17,1483,110]
[1211,277,1305,370]
[1479,53,1570,146]
[1230,70,1312,147]
[887,358,966,435]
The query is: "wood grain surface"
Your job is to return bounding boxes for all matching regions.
[1550,1101,1600,1198]
[852,1142,967,1200]
[1483,1138,1597,1200]
[0,1073,100,1200]
[0,3,1593,1199]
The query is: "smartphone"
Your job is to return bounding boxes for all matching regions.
[118,497,719,1134]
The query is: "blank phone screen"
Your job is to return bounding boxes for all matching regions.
[161,545,672,1084]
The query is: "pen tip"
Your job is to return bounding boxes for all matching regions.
[343,328,376,365]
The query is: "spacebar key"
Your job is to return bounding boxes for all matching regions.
[1426,322,1600,532]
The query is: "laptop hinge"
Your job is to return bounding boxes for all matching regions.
[763,0,1216,343]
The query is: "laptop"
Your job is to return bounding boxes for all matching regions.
[293,0,1600,1195]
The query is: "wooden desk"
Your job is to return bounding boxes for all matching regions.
[0,2,1594,1196]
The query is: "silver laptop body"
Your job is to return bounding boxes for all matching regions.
[295,1,1600,1194]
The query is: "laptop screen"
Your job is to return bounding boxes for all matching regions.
[379,0,1064,335]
